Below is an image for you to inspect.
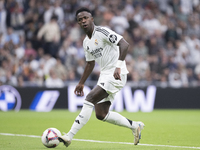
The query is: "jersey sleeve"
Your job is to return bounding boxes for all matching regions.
[101,27,123,46]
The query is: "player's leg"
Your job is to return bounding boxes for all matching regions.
[95,101,144,145]
[94,74,144,145]
[59,85,108,147]
[94,101,111,120]
[95,102,138,129]
[67,85,108,138]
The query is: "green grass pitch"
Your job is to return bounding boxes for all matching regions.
[0,109,200,150]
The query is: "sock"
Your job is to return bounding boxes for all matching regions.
[67,100,94,140]
[103,111,138,129]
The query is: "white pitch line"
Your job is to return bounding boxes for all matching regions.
[0,133,200,149]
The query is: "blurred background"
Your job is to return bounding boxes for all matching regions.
[0,0,200,88]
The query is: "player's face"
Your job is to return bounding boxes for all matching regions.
[77,11,94,33]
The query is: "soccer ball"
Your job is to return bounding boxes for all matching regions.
[41,128,61,148]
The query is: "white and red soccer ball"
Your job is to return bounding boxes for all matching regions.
[41,128,61,148]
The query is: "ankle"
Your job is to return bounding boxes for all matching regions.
[67,132,74,140]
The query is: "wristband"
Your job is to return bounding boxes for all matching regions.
[116,60,123,68]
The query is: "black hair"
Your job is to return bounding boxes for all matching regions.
[51,14,58,20]
[75,7,92,18]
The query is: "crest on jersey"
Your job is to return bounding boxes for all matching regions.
[95,39,98,45]
[109,34,117,43]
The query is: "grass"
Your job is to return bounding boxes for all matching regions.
[0,109,200,150]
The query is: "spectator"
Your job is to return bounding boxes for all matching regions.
[5,27,19,45]
[165,41,176,57]
[156,0,170,14]
[157,50,170,75]
[135,56,150,81]
[0,0,7,35]
[67,69,77,82]
[123,0,134,15]
[53,0,64,27]
[126,13,139,37]
[133,4,144,24]
[10,2,25,36]
[185,35,200,66]
[53,58,68,81]
[146,36,160,56]
[180,0,193,15]
[24,41,37,61]
[43,1,54,24]
[110,9,129,35]
[169,0,180,14]
[17,75,24,87]
[174,39,190,66]
[58,38,77,70]
[131,28,143,44]
[132,40,148,59]
[93,8,104,26]
[0,33,6,48]
[187,13,200,38]
[168,64,188,88]
[0,59,7,83]
[69,23,81,42]
[5,70,18,86]
[75,40,85,59]
[0,0,199,88]
[14,43,25,59]
[37,15,60,58]
[164,21,179,44]
[187,67,196,85]
[159,74,168,88]
[168,70,183,88]
[45,69,64,88]
[141,11,161,36]
[40,54,57,77]
[75,58,85,80]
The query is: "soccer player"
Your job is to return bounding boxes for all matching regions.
[58,7,144,147]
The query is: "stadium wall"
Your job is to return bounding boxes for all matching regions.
[0,85,200,112]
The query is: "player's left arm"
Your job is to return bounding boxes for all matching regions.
[117,38,129,61]
[113,38,129,80]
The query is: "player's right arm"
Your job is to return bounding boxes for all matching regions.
[74,60,95,96]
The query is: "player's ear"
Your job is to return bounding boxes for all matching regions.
[91,17,94,22]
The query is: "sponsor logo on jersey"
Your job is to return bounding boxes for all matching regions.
[109,34,117,43]
[90,47,103,58]
[0,85,22,111]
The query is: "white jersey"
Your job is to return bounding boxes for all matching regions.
[83,26,129,75]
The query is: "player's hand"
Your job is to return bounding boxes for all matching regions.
[113,68,121,80]
[74,84,84,96]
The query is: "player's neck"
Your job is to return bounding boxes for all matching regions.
[86,24,94,39]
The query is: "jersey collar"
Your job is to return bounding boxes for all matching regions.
[92,25,97,36]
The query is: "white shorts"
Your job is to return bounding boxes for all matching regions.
[97,73,127,104]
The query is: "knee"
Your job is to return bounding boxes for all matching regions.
[96,113,107,121]
[86,93,95,104]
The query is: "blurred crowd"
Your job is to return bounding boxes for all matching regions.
[0,0,200,88]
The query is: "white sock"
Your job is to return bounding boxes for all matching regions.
[103,111,138,129]
[67,100,94,140]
